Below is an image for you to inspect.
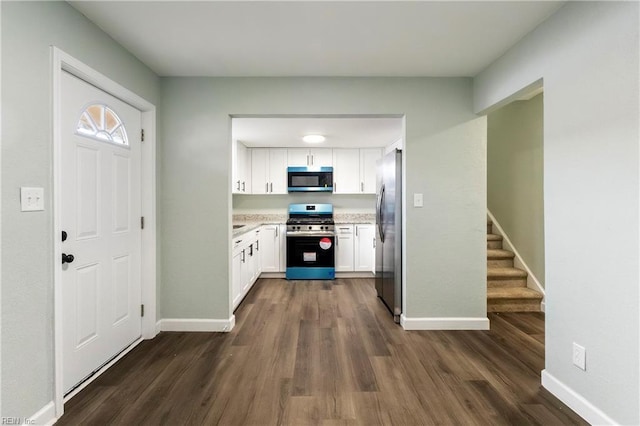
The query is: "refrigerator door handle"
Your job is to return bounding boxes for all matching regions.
[377,184,385,243]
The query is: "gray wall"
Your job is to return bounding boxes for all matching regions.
[487,94,544,286]
[1,1,160,417]
[160,77,486,320]
[475,2,638,424]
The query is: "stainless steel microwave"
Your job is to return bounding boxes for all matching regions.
[287,166,333,192]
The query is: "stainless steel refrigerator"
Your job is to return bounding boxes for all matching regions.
[375,149,402,323]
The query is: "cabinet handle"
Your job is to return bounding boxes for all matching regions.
[275,227,278,237]
[256,240,259,251]
[241,249,246,263]
[306,154,310,165]
[237,180,240,191]
[265,182,268,193]
[361,182,364,192]
[334,182,337,192]
[249,244,253,256]
[242,181,245,192]
[356,226,359,237]
[270,182,273,193]
[235,239,242,244]
[311,155,314,165]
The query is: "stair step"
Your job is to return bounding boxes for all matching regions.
[486,223,492,234]
[487,249,515,267]
[487,287,543,312]
[487,267,528,288]
[487,234,503,249]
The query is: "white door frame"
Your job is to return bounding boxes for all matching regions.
[51,47,157,418]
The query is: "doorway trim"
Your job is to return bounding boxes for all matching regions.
[51,47,157,418]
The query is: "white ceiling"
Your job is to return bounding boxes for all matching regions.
[232,116,403,148]
[69,1,564,78]
[69,1,561,148]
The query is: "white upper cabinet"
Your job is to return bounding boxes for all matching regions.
[287,148,333,167]
[232,140,251,194]
[332,149,361,194]
[359,148,382,194]
[251,148,287,194]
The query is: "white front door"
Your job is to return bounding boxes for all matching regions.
[61,71,142,393]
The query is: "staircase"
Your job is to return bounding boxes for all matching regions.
[487,219,543,312]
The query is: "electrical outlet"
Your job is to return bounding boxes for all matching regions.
[573,342,586,370]
[413,193,423,208]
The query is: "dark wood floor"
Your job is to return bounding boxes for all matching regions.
[58,278,586,425]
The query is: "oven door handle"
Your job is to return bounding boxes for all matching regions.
[286,232,336,237]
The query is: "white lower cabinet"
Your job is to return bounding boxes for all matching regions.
[260,224,281,272]
[335,225,355,272]
[232,228,262,311]
[354,224,375,272]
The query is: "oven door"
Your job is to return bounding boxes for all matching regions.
[286,234,335,279]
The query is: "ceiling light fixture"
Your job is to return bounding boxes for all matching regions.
[302,134,325,143]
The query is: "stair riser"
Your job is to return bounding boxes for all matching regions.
[488,259,514,268]
[488,278,527,288]
[487,241,502,249]
[487,302,541,313]
[487,224,492,234]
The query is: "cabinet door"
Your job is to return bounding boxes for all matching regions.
[310,148,333,167]
[354,225,375,272]
[239,143,251,193]
[251,149,269,194]
[332,149,360,194]
[269,149,288,194]
[287,149,310,166]
[260,225,280,273]
[360,148,382,194]
[335,225,355,272]
[253,230,262,278]
[232,250,243,309]
[243,242,256,293]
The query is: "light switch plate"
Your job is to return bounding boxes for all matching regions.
[21,187,45,212]
[572,342,586,371]
[413,193,424,208]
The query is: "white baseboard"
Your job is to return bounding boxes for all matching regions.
[487,210,546,301]
[541,370,617,425]
[400,315,490,330]
[155,320,162,335]
[29,401,56,425]
[159,316,235,332]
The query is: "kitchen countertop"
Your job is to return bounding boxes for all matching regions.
[232,213,375,237]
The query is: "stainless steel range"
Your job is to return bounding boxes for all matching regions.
[286,204,336,280]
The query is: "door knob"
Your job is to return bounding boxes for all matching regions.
[62,253,75,264]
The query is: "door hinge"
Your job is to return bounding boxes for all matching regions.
[141,216,145,229]
[141,129,145,142]
[141,304,145,317]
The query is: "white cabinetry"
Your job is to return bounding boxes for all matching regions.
[232,228,262,310]
[332,149,361,194]
[335,225,355,272]
[332,149,382,194]
[288,148,333,167]
[250,148,288,194]
[260,224,282,273]
[232,141,251,193]
[359,149,382,194]
[354,224,375,272]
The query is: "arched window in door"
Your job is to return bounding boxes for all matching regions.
[76,103,128,146]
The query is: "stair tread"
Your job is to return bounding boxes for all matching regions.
[487,234,503,241]
[487,249,515,258]
[487,287,543,300]
[487,267,527,278]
